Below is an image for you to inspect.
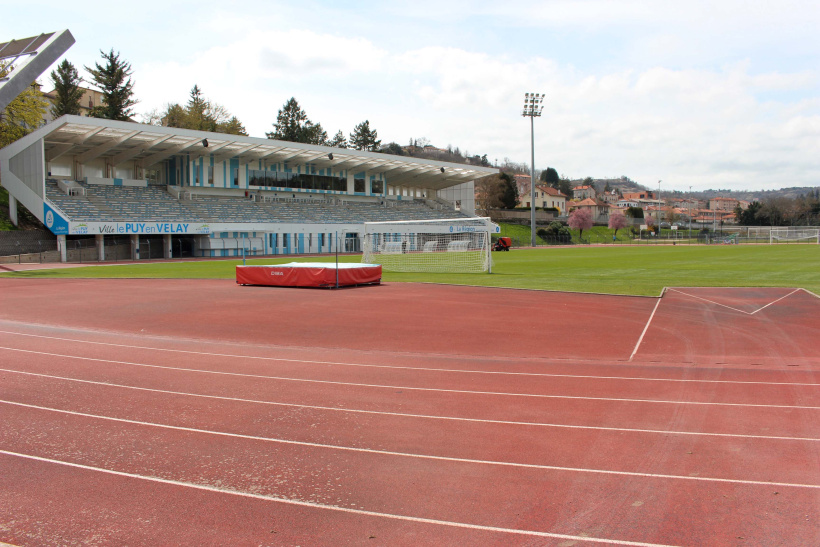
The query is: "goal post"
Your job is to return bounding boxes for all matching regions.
[362,217,498,273]
[769,227,820,244]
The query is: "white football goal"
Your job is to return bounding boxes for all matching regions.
[362,218,496,273]
[769,228,820,244]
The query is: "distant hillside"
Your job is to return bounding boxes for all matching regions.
[571,177,819,202]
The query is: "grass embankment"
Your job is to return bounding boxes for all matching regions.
[3,245,819,297]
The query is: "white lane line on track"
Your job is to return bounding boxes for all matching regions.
[3,399,820,489]
[666,287,802,316]
[0,331,816,387]
[2,349,819,410]
[629,291,664,362]
[0,451,677,547]
[750,288,803,315]
[4,369,820,437]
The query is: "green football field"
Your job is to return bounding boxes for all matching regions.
[3,245,818,296]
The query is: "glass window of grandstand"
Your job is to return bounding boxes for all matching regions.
[233,168,239,187]
[145,169,159,184]
[354,178,366,193]
[208,166,214,186]
[371,179,384,194]
[247,169,346,193]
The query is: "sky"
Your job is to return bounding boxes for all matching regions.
[3,0,819,191]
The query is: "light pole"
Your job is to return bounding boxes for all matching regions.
[522,92,544,247]
[658,180,662,233]
[688,186,692,240]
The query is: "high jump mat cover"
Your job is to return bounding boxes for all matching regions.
[236,262,382,288]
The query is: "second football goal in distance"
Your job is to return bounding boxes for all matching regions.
[362,218,497,273]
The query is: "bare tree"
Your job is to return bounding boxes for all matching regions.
[475,176,504,217]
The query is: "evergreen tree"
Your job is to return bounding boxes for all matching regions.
[499,172,519,209]
[216,116,248,136]
[85,49,137,120]
[156,85,247,135]
[328,129,348,148]
[539,167,559,185]
[0,62,48,148]
[266,97,326,144]
[349,120,381,151]
[185,84,209,130]
[49,59,83,117]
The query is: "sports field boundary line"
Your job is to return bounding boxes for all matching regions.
[666,287,803,315]
[0,450,676,547]
[0,318,616,366]
[3,329,817,386]
[5,385,818,441]
[5,399,819,489]
[4,351,819,409]
[6,359,820,410]
[629,287,666,362]
[407,281,662,298]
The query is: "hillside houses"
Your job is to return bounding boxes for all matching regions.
[490,174,750,227]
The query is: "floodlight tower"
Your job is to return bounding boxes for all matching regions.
[522,93,544,247]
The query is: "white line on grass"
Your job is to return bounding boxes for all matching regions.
[2,330,814,386]
[0,449,677,547]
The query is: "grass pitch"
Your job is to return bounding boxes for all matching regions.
[3,245,818,296]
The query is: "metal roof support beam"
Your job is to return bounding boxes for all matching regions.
[45,143,73,162]
[213,144,260,163]
[68,126,105,144]
[287,151,331,169]
[142,137,204,167]
[76,130,140,163]
[188,140,232,160]
[110,134,173,166]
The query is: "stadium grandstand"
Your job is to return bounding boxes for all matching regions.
[0,115,498,261]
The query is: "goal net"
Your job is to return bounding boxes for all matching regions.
[769,228,820,244]
[362,218,495,273]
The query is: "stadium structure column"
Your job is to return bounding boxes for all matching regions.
[130,234,139,260]
[95,234,105,261]
[56,235,66,262]
[163,234,172,259]
[7,195,18,226]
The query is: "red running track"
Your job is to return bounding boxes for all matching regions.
[0,278,818,546]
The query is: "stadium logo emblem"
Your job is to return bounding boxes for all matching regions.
[449,226,453,232]
[45,210,54,228]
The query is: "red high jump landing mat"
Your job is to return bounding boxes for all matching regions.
[236,262,381,288]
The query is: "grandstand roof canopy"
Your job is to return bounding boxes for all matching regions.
[38,115,497,191]
[0,30,75,111]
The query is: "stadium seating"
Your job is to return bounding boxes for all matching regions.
[44,180,470,225]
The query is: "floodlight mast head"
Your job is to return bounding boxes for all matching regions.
[522,92,544,118]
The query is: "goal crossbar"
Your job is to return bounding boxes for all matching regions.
[769,228,820,244]
[362,218,495,273]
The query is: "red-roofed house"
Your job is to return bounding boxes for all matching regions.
[573,185,596,200]
[569,197,610,223]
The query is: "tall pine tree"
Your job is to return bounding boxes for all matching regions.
[85,49,137,121]
[49,59,83,117]
[266,98,326,144]
[349,120,381,151]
